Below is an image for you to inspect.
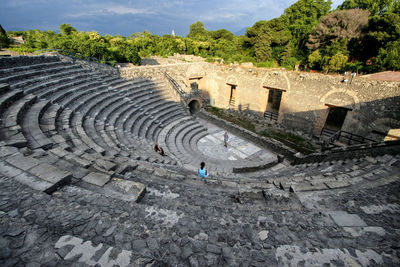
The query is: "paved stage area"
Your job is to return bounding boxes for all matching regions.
[196,118,276,162]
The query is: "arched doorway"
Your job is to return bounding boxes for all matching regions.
[188,100,201,115]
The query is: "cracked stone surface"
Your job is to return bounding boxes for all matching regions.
[0,168,399,266]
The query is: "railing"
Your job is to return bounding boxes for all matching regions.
[339,130,377,145]
[321,128,341,150]
[35,49,117,67]
[321,127,337,137]
[321,127,378,148]
[164,72,186,97]
[264,111,279,121]
[229,98,235,107]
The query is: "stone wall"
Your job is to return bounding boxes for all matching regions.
[119,62,400,141]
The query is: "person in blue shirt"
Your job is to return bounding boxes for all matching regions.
[198,162,209,178]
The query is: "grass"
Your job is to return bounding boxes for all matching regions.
[206,106,256,133]
[206,106,317,154]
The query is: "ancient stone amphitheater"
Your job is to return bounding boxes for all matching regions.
[0,55,399,266]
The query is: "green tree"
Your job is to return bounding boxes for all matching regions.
[209,29,234,41]
[59,24,77,35]
[308,50,323,69]
[246,18,292,63]
[187,21,209,40]
[328,53,348,72]
[282,0,332,54]
[0,24,11,49]
[245,21,272,61]
[307,9,370,51]
[376,40,400,69]
[338,0,395,16]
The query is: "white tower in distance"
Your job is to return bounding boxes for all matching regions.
[172,29,175,37]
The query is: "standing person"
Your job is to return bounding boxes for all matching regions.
[198,162,209,178]
[224,131,229,147]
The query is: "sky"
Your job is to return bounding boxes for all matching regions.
[1,0,344,37]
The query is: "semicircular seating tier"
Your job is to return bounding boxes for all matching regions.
[0,55,279,179]
[0,55,399,196]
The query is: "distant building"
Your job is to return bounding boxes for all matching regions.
[172,29,175,37]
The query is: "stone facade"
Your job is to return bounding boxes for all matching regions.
[120,62,400,141]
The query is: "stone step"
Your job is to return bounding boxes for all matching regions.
[138,103,181,140]
[3,153,72,193]
[0,83,10,94]
[0,94,37,139]
[54,76,120,107]
[0,89,24,113]
[0,61,70,82]
[8,65,85,90]
[21,100,54,150]
[0,59,62,77]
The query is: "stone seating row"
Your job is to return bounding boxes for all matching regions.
[254,153,393,181]
[0,83,144,193]
[0,55,60,69]
[0,57,279,204]
[0,60,62,78]
[0,145,145,203]
[266,154,400,192]
[0,90,28,141]
[0,56,181,179]
[0,63,82,88]
[0,146,72,194]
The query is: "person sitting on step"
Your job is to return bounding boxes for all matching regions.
[158,146,167,156]
[154,143,160,153]
[154,142,167,156]
[198,161,209,178]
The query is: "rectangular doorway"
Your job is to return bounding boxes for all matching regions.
[323,105,350,131]
[266,89,283,113]
[228,84,236,107]
[189,77,202,91]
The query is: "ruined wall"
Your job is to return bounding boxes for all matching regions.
[120,62,400,140]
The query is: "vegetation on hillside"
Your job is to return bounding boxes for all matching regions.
[0,24,11,50]
[6,0,400,72]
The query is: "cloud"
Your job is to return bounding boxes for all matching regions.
[2,0,345,37]
[200,12,245,22]
[66,3,154,18]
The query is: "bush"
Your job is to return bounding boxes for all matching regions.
[0,33,11,49]
[376,41,400,71]
[344,61,363,72]
[328,53,348,72]
[281,56,299,70]
[255,60,278,68]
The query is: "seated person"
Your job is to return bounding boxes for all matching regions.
[154,143,160,153]
[158,146,167,156]
[198,161,209,178]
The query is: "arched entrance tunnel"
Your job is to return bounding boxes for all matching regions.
[188,99,201,115]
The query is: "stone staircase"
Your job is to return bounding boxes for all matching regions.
[0,55,399,266]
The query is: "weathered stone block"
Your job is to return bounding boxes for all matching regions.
[6,154,40,171]
[328,211,367,227]
[106,178,146,202]
[82,172,111,186]
[28,163,72,192]
[14,171,54,193]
